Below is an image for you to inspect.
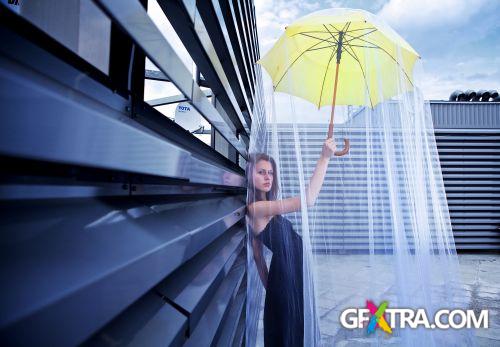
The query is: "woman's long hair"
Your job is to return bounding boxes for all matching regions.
[246,153,279,204]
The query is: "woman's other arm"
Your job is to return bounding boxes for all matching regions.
[252,236,268,289]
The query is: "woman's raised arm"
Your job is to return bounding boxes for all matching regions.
[305,137,336,206]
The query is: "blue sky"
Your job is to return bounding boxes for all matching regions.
[255,0,499,100]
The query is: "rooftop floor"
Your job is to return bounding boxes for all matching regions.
[256,253,500,346]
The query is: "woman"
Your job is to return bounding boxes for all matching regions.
[246,138,337,347]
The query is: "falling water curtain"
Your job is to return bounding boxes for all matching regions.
[246,9,474,346]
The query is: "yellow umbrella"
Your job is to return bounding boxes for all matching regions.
[258,8,420,156]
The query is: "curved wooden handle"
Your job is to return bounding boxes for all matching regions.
[334,138,350,156]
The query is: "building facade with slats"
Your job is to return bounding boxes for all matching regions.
[432,102,500,250]
[0,0,262,346]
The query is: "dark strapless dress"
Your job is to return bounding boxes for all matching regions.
[257,215,304,347]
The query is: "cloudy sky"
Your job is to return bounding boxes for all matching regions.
[254,0,499,100]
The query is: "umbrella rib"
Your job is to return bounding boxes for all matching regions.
[329,23,342,34]
[298,32,337,45]
[291,30,337,37]
[343,28,378,44]
[307,44,338,52]
[318,46,337,107]
[291,26,378,39]
[344,21,352,33]
[348,44,379,49]
[343,32,377,45]
[331,21,350,34]
[343,34,415,87]
[342,44,375,108]
[273,37,337,90]
[326,22,352,46]
[329,22,351,36]
[323,25,339,44]
[342,26,377,33]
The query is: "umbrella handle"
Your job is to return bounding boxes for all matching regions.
[327,124,350,156]
[334,138,350,156]
[327,123,351,157]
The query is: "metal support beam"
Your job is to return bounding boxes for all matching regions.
[94,0,247,158]
[146,89,212,107]
[198,0,253,128]
[156,0,250,135]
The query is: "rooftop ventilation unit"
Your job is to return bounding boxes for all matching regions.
[449,89,499,102]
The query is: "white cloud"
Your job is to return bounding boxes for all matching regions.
[420,56,500,100]
[255,0,326,54]
[375,0,499,99]
[378,0,489,30]
[279,7,300,20]
[302,2,322,11]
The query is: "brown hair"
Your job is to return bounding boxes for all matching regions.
[246,153,279,204]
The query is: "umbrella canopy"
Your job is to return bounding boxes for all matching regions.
[258,8,420,109]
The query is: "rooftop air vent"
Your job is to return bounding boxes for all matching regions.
[449,90,498,102]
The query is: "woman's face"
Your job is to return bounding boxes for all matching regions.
[253,159,274,193]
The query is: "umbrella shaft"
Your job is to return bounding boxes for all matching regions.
[328,61,341,138]
[328,32,343,138]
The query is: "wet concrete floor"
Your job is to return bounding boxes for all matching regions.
[256,253,500,346]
